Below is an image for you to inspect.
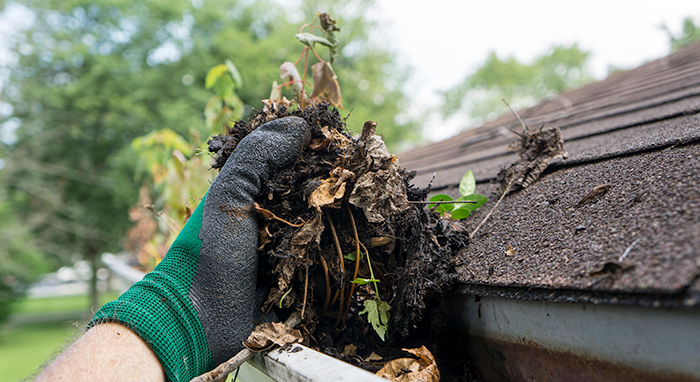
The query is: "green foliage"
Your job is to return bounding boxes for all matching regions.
[0,195,49,326]
[343,251,363,261]
[0,0,419,295]
[269,12,344,109]
[442,44,593,125]
[428,170,487,219]
[354,242,389,341]
[359,298,391,341]
[663,16,700,52]
[204,60,244,129]
[351,277,379,285]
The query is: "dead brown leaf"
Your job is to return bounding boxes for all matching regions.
[280,61,303,95]
[310,62,342,108]
[342,344,357,358]
[365,352,383,362]
[376,346,440,382]
[575,184,611,208]
[290,211,324,247]
[348,121,409,223]
[242,321,303,353]
[505,245,515,256]
[309,177,347,209]
[258,224,272,250]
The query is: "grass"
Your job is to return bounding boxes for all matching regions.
[0,321,80,382]
[0,293,121,382]
[14,292,120,315]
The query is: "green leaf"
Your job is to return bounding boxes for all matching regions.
[459,170,476,197]
[457,194,488,211]
[428,194,454,213]
[344,252,364,261]
[225,59,243,89]
[450,208,471,219]
[205,64,228,89]
[295,33,334,48]
[359,299,391,341]
[352,278,379,285]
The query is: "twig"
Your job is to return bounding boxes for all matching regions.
[189,313,302,382]
[301,260,309,319]
[327,214,346,328]
[254,203,304,227]
[502,97,527,134]
[145,205,180,235]
[470,178,515,239]
[343,203,362,328]
[318,252,332,314]
[618,238,640,262]
[408,200,478,205]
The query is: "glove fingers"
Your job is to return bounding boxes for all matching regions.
[192,116,310,364]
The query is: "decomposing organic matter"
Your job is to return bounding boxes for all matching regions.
[207,103,471,380]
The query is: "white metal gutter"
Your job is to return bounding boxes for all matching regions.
[449,292,700,381]
[245,344,386,382]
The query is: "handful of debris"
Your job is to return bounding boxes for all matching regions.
[207,103,467,377]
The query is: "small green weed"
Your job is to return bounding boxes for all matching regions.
[428,170,487,219]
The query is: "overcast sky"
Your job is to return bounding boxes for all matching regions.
[374,0,700,141]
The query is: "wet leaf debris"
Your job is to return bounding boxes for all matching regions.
[207,103,473,381]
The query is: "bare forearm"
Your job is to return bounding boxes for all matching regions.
[36,323,166,382]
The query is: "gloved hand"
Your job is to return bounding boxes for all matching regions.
[90,117,311,382]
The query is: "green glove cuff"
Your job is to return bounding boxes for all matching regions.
[90,198,213,382]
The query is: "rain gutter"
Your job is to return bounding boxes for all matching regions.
[448,289,700,381]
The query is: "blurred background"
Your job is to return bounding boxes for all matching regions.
[0,0,698,380]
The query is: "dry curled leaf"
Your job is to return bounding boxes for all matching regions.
[376,346,440,382]
[309,177,347,208]
[342,344,358,358]
[575,184,611,208]
[243,321,303,353]
[366,352,383,362]
[310,62,342,108]
[505,245,515,256]
[499,125,568,194]
[349,121,409,223]
[290,211,324,247]
[280,62,303,94]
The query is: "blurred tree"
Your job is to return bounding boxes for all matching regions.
[0,0,417,310]
[441,43,593,127]
[663,16,700,52]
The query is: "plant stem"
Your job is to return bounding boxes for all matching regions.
[301,261,309,319]
[318,252,331,314]
[343,203,361,328]
[359,242,379,298]
[327,213,346,327]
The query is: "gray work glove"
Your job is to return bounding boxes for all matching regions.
[91,116,311,382]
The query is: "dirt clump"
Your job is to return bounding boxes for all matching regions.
[208,103,476,381]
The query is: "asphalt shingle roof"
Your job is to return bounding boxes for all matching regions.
[398,41,700,303]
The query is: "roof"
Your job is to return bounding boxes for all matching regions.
[398,41,700,304]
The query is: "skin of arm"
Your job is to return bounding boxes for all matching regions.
[35,323,166,382]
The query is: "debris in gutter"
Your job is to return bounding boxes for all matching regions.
[575,184,611,208]
[190,313,302,382]
[471,98,569,239]
[376,346,440,382]
[208,104,465,379]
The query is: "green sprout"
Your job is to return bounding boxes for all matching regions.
[428,170,488,219]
